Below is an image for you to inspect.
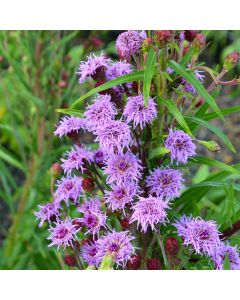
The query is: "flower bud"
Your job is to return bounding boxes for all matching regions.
[58,80,67,89]
[184,30,198,42]
[192,33,206,51]
[127,255,141,270]
[155,30,171,46]
[82,178,95,192]
[147,258,162,270]
[51,163,62,177]
[142,37,152,52]
[120,218,130,230]
[64,254,77,267]
[199,140,221,152]
[165,237,179,256]
[224,52,240,71]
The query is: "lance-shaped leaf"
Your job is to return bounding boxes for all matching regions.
[71,71,144,108]
[168,60,224,120]
[55,108,84,118]
[143,48,156,105]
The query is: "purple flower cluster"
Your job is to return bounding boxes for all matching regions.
[130,196,169,232]
[54,116,86,138]
[116,30,145,60]
[77,52,111,83]
[77,198,106,236]
[48,217,78,250]
[106,61,133,81]
[105,181,137,212]
[95,230,135,267]
[61,145,92,175]
[84,94,117,132]
[95,120,133,154]
[104,151,142,184]
[54,176,83,205]
[34,202,60,227]
[146,168,184,201]
[123,95,157,129]
[164,129,196,164]
[175,216,221,256]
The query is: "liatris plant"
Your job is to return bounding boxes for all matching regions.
[35,30,240,270]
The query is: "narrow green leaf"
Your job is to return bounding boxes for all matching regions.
[180,48,194,66]
[0,148,25,173]
[185,116,236,153]
[161,98,193,137]
[71,71,144,108]
[189,156,240,174]
[168,60,224,120]
[202,105,240,121]
[55,108,84,118]
[143,48,156,105]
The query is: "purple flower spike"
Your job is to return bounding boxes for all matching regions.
[106,61,133,81]
[116,30,145,60]
[212,242,240,270]
[105,181,137,211]
[104,152,142,184]
[146,168,184,201]
[34,202,60,227]
[123,95,157,129]
[78,198,106,236]
[61,145,92,175]
[95,120,132,154]
[54,176,83,205]
[77,52,111,83]
[130,196,169,232]
[164,128,196,164]
[175,216,221,256]
[81,241,98,266]
[96,230,135,267]
[54,116,86,138]
[84,94,117,132]
[48,217,78,250]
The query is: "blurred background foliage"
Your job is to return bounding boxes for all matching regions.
[0,30,239,269]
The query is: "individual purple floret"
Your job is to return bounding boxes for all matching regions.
[54,116,86,138]
[212,242,240,270]
[106,61,133,81]
[194,69,205,82]
[54,176,83,205]
[183,81,195,93]
[95,120,133,154]
[179,31,185,42]
[175,216,221,256]
[104,151,142,184]
[77,52,111,83]
[164,128,196,164]
[130,196,169,232]
[61,145,92,175]
[48,217,78,250]
[34,202,60,227]
[81,241,99,267]
[146,168,184,201]
[166,67,174,74]
[78,198,106,236]
[116,30,145,60]
[123,95,157,129]
[96,230,135,267]
[105,181,137,211]
[84,94,117,132]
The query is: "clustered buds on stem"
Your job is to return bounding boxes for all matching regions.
[35,30,240,270]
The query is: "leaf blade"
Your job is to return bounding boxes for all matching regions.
[143,48,156,105]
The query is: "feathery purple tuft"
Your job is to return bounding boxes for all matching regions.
[34,202,60,227]
[54,116,86,138]
[81,241,99,266]
[211,242,240,270]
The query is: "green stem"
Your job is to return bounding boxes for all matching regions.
[156,230,169,269]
